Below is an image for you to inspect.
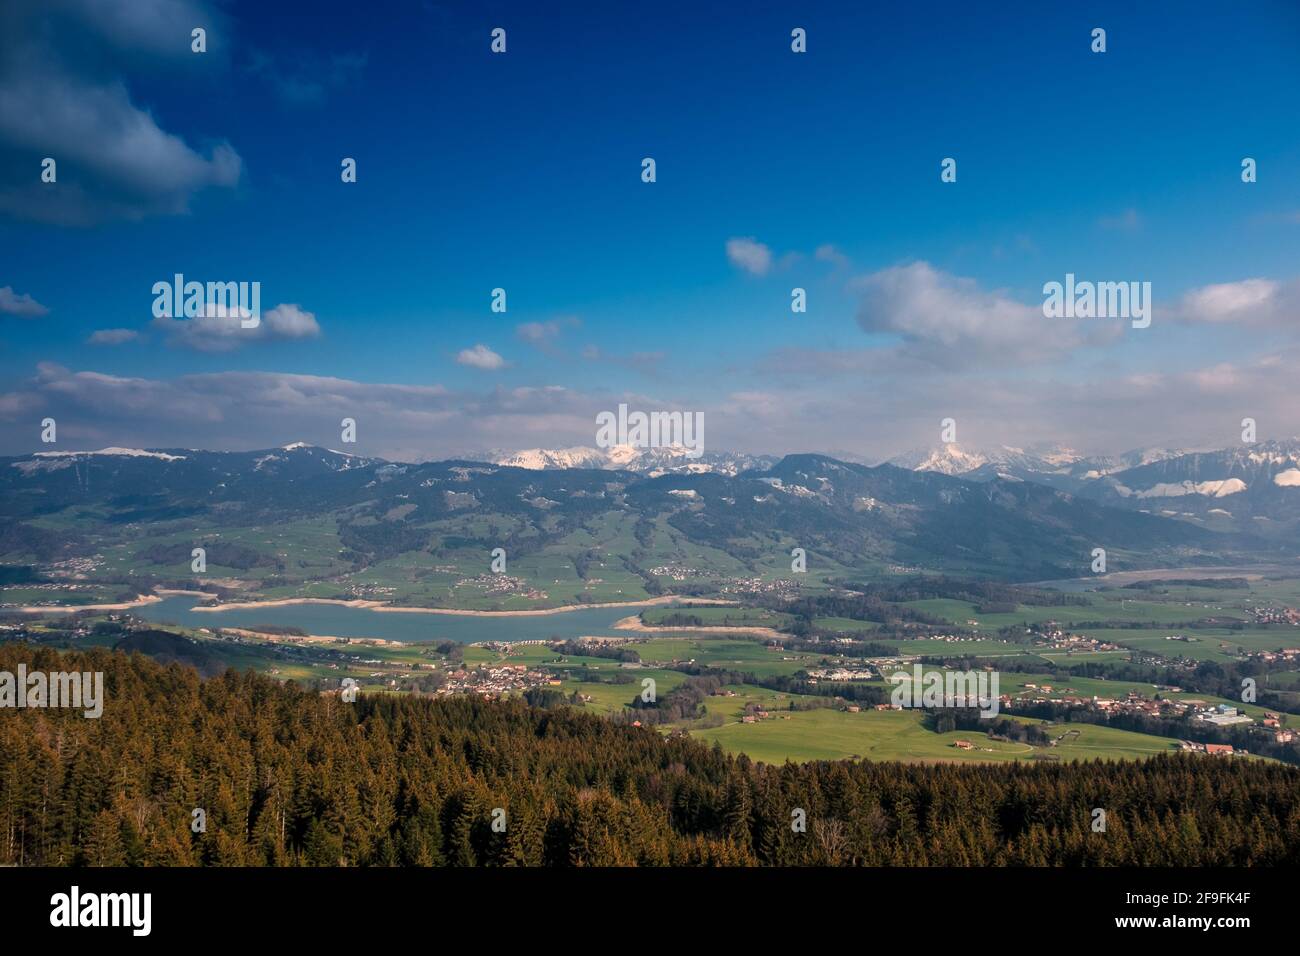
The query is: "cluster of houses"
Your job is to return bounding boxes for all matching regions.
[719,577,802,600]
[437,663,559,698]
[737,704,793,724]
[1006,687,1294,746]
[1246,646,1300,665]
[0,581,115,607]
[455,573,548,601]
[843,703,904,714]
[1030,625,1122,653]
[1249,605,1300,626]
[919,633,998,645]
[341,583,398,600]
[806,664,878,682]
[648,565,709,581]
[1179,741,1239,756]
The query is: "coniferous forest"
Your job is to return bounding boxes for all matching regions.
[2,644,1299,867]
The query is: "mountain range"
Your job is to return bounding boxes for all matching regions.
[884,440,1300,538]
[485,444,779,476]
[1,440,1290,593]
[458,438,1300,539]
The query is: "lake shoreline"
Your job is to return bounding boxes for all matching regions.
[613,614,784,639]
[6,591,737,617]
[188,594,737,616]
[9,594,162,614]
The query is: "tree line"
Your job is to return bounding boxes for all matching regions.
[2,644,1298,867]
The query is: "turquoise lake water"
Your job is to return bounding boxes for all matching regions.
[135,595,654,643]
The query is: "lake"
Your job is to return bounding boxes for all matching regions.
[135,595,659,643]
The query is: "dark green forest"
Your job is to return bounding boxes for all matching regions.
[2,644,1299,867]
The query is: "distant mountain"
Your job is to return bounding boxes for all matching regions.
[1074,440,1300,537]
[0,443,1260,589]
[489,445,779,477]
[885,439,1300,537]
[16,442,377,477]
[726,453,1234,578]
[890,442,1196,492]
[889,443,997,475]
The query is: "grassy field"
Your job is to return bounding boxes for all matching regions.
[904,594,1250,631]
[11,566,1300,766]
[640,605,791,629]
[690,705,1182,765]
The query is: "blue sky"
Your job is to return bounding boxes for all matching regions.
[2,0,1299,459]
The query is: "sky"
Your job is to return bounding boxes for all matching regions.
[2,0,1299,462]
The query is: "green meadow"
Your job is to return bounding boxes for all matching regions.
[690,705,1182,765]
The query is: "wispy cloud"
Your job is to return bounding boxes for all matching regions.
[153,303,320,352]
[456,344,507,370]
[516,317,580,355]
[853,261,1122,368]
[0,0,241,226]
[0,286,49,317]
[4,346,1300,462]
[725,236,773,276]
[86,328,141,346]
[1175,277,1293,327]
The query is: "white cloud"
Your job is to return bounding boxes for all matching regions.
[1176,278,1288,325]
[153,303,321,352]
[86,328,140,345]
[0,0,242,226]
[725,237,773,276]
[853,261,1119,367]
[57,0,224,58]
[4,345,1300,463]
[0,365,623,460]
[456,344,507,370]
[0,286,49,317]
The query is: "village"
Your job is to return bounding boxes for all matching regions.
[1249,605,1300,626]
[1027,623,1123,653]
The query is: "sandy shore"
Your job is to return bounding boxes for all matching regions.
[188,594,738,616]
[613,614,784,639]
[8,594,162,614]
[221,626,398,646]
[7,590,740,618]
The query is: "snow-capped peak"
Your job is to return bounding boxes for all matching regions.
[492,445,775,476]
[495,447,612,470]
[32,447,186,461]
[891,444,989,475]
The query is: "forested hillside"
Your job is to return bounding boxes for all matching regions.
[2,645,1298,866]
[0,446,1246,600]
